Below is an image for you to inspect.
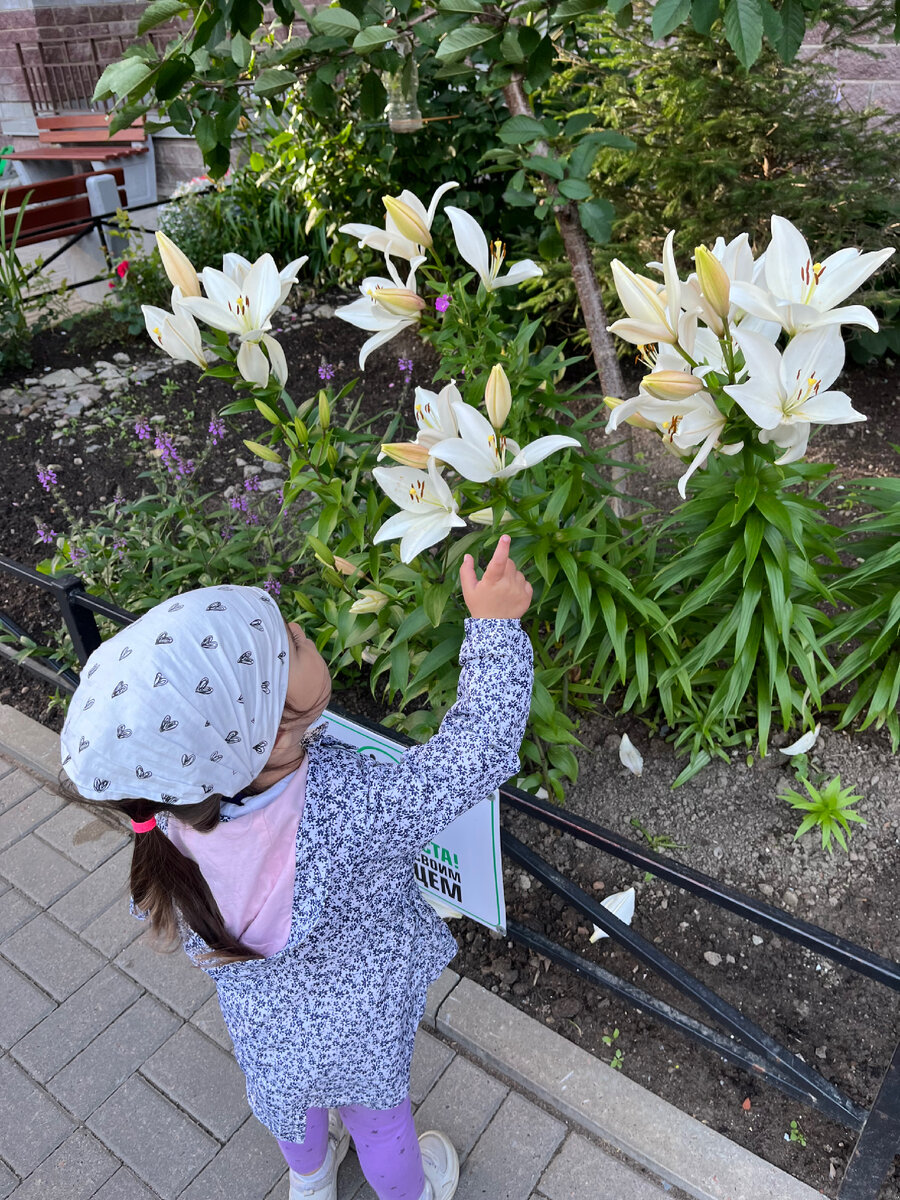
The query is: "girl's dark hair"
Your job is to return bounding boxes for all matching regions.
[60,676,322,966]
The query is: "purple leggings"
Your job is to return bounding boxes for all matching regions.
[278,1096,425,1200]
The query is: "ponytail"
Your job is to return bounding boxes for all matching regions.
[59,778,263,965]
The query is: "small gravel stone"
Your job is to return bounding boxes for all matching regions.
[703,951,722,966]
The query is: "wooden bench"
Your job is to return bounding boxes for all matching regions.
[1,168,128,265]
[5,114,156,207]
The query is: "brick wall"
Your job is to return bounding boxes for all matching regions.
[801,32,900,114]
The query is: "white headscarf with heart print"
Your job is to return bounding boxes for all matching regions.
[60,584,290,805]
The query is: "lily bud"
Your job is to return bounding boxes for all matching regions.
[694,245,731,322]
[642,371,704,401]
[369,287,426,317]
[349,588,389,614]
[318,389,330,429]
[383,196,432,248]
[155,232,201,298]
[470,507,513,525]
[602,395,657,431]
[379,441,431,468]
[484,364,512,429]
[333,556,360,576]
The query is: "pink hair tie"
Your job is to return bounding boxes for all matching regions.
[131,816,157,834]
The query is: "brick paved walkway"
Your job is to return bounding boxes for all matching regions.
[0,753,672,1200]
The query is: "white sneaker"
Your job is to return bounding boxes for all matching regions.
[417,1130,460,1200]
[288,1112,350,1200]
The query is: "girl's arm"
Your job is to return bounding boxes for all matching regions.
[339,537,534,857]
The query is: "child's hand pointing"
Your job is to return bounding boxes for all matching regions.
[460,535,533,619]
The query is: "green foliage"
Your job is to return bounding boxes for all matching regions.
[779,772,866,853]
[788,1119,808,1146]
[525,9,899,354]
[0,190,66,373]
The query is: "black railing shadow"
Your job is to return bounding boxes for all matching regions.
[1,553,897,1199]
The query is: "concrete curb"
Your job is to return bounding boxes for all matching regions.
[0,702,825,1200]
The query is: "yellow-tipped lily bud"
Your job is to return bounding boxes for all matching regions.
[694,245,731,321]
[380,441,431,468]
[470,507,513,525]
[333,556,360,576]
[484,364,512,429]
[602,394,657,431]
[349,588,389,614]
[383,196,432,248]
[155,231,201,298]
[318,389,330,429]
[369,286,426,317]
[643,371,704,401]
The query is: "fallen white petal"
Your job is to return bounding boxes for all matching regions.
[589,887,637,942]
[619,733,643,776]
[779,723,821,756]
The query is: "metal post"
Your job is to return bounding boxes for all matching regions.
[839,1042,900,1200]
[49,575,103,665]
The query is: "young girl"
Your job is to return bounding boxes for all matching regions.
[60,535,534,1200]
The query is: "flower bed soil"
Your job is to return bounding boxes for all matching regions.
[1,309,898,1198]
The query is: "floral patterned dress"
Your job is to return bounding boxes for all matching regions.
[165,618,533,1142]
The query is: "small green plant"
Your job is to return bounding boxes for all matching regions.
[602,1028,624,1070]
[779,774,866,854]
[0,189,66,371]
[787,1119,807,1147]
[161,378,180,397]
[630,817,685,878]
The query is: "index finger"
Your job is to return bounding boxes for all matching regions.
[482,534,511,579]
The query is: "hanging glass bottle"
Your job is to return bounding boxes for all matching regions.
[383,39,423,133]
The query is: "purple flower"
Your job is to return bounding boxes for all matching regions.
[155,431,194,479]
[135,418,151,440]
[264,578,281,596]
[220,526,233,541]
[208,416,226,445]
[36,467,57,492]
[112,493,126,508]
[112,537,127,560]
[36,527,57,544]
[244,513,259,526]
[398,357,413,374]
[229,495,249,513]
[244,475,261,492]
[435,294,451,314]
[318,362,336,381]
[70,545,88,565]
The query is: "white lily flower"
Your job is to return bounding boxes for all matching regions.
[780,723,821,756]
[222,251,308,307]
[430,401,579,484]
[339,181,459,260]
[608,230,682,345]
[618,733,643,776]
[589,887,636,943]
[484,364,512,429]
[142,288,206,369]
[413,382,461,448]
[372,458,466,563]
[724,327,864,464]
[730,215,895,335]
[349,588,390,614]
[469,507,512,525]
[335,259,424,369]
[445,206,543,292]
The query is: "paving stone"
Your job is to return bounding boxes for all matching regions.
[423,967,460,1030]
[0,885,39,940]
[266,1171,290,1200]
[0,956,56,1048]
[539,1132,667,1199]
[191,994,233,1050]
[115,929,216,1017]
[0,831,85,904]
[37,803,128,870]
[81,895,144,957]
[50,845,130,932]
[410,1028,456,1105]
[455,1092,564,1200]
[0,703,61,782]
[0,1056,75,1176]
[10,1129,119,1200]
[0,785,62,850]
[336,1152,367,1199]
[12,964,141,1082]
[48,994,181,1118]
[141,1023,250,1140]
[87,1074,218,1200]
[92,1166,157,1199]
[1,912,103,1000]
[0,1160,15,1200]
[0,767,40,813]
[181,1114,288,1200]
[413,1055,508,1163]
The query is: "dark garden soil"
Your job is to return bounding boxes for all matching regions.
[1,307,898,1198]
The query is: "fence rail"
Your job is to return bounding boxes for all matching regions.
[0,553,897,1199]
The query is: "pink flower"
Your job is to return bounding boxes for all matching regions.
[435,294,451,314]
[116,260,129,278]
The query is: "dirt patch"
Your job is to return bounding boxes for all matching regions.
[1,311,898,1197]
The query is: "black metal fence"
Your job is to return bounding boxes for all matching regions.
[1,553,897,1199]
